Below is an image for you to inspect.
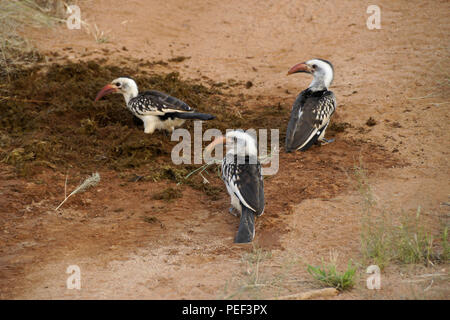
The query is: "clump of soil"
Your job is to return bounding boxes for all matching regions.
[366,117,377,127]
[329,121,352,134]
[168,56,191,63]
[152,186,183,201]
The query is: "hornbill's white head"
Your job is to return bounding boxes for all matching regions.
[95,77,139,104]
[206,131,258,159]
[287,59,334,91]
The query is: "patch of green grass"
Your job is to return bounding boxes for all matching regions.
[307,260,357,291]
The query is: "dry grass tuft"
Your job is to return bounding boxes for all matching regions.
[0,0,66,77]
[55,172,100,210]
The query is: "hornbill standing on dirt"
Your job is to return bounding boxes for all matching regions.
[95,77,215,134]
[285,59,336,152]
[206,131,265,243]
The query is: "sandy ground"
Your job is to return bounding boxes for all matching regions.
[0,0,449,299]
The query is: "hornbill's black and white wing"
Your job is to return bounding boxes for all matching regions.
[129,90,215,120]
[285,89,336,152]
[223,157,265,215]
[128,90,192,116]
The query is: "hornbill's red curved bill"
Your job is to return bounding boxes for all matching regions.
[95,77,215,134]
[285,59,336,152]
[206,131,265,243]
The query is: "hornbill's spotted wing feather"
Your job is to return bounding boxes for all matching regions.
[222,156,265,215]
[129,90,193,116]
[285,89,336,152]
[129,90,215,120]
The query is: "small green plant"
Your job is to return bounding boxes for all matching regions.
[307,259,357,291]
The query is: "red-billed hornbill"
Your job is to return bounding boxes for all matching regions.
[95,77,215,134]
[206,131,265,243]
[285,59,336,152]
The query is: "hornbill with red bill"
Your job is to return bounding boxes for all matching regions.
[95,77,215,134]
[285,59,336,152]
[206,131,265,243]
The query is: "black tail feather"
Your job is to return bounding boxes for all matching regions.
[166,112,215,120]
[235,207,255,243]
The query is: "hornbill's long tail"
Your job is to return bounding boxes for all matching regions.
[235,207,255,244]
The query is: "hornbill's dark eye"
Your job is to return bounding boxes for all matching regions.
[115,82,121,87]
[312,64,317,69]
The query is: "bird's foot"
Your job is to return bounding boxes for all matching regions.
[320,138,335,145]
[228,207,239,217]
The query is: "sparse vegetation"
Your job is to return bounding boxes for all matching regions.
[84,23,110,44]
[307,253,357,291]
[356,164,394,269]
[222,245,273,299]
[396,207,436,265]
[355,165,448,268]
[241,246,272,287]
[0,0,65,77]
